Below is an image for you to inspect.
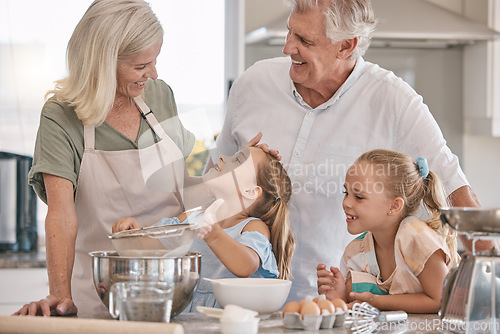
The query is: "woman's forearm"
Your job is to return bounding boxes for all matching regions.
[45,212,78,299]
[43,174,79,300]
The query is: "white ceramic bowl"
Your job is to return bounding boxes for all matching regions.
[207,278,292,314]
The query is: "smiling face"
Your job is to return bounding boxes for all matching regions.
[342,162,396,235]
[282,6,344,92]
[116,41,162,100]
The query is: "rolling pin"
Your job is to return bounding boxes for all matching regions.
[0,316,183,334]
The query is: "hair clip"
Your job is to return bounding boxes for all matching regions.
[415,157,429,178]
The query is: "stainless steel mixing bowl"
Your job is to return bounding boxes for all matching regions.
[90,250,201,317]
[440,207,500,234]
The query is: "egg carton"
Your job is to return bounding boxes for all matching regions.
[282,310,346,330]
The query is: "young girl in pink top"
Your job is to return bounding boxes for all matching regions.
[317,149,459,313]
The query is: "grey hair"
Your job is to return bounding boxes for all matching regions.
[283,0,377,59]
[48,0,163,125]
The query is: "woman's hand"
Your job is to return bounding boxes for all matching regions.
[112,217,141,233]
[12,294,78,317]
[317,264,346,300]
[244,132,281,161]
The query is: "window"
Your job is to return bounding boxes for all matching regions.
[0,0,226,241]
[0,0,225,154]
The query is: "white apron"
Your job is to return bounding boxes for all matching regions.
[73,97,186,314]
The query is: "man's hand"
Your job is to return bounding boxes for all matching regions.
[244,132,281,161]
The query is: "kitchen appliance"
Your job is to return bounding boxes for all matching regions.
[90,250,201,318]
[439,207,500,333]
[0,152,37,252]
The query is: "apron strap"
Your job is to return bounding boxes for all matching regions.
[134,96,186,212]
[84,125,95,150]
[133,96,169,141]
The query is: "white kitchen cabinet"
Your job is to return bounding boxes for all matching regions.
[464,0,500,136]
[0,268,48,315]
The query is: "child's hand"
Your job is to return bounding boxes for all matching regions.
[112,217,141,233]
[196,225,213,240]
[196,199,224,239]
[348,291,375,305]
[316,264,346,301]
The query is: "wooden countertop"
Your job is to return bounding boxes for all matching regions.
[0,316,183,334]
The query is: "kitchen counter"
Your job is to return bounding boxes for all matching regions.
[0,251,46,269]
[173,312,442,333]
[0,310,445,333]
[75,310,444,333]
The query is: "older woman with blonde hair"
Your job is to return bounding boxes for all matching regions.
[14,0,196,317]
[14,0,271,317]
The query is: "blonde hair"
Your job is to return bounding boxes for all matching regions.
[47,0,163,125]
[355,149,458,262]
[252,154,295,280]
[283,0,377,59]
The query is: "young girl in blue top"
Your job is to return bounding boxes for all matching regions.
[317,149,459,313]
[113,146,295,309]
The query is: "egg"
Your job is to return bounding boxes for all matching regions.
[282,301,301,315]
[317,299,335,314]
[300,301,321,318]
[314,294,327,303]
[331,298,348,312]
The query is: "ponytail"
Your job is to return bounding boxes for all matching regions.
[261,198,295,280]
[253,155,295,280]
[422,171,459,263]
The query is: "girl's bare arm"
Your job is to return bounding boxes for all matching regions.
[349,249,448,313]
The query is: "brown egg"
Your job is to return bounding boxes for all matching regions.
[331,298,348,312]
[299,298,305,307]
[317,299,335,314]
[282,301,301,315]
[300,301,321,318]
[314,294,327,304]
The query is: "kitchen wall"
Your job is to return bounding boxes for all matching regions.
[464,136,500,207]
[244,0,500,207]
